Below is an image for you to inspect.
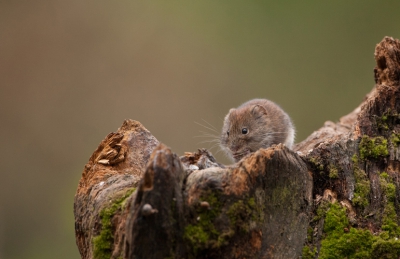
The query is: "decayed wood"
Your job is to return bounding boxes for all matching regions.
[74,36,400,259]
[74,120,159,259]
[125,144,187,258]
[297,36,400,258]
[122,144,312,258]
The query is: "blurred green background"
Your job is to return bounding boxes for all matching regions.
[0,1,399,258]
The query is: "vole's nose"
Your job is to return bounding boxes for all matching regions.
[230,145,239,152]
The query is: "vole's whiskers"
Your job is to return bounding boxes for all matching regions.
[214,147,225,155]
[194,120,219,133]
[198,139,220,144]
[194,131,219,138]
[194,120,224,154]
[209,143,222,152]
[202,119,218,132]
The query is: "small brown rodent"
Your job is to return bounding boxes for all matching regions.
[220,99,295,162]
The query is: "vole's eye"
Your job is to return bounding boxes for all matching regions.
[242,128,248,134]
[227,131,230,136]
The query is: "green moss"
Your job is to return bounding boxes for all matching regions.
[382,203,400,238]
[359,135,388,160]
[320,203,375,259]
[352,155,370,209]
[328,165,339,178]
[321,227,375,259]
[323,203,349,233]
[227,198,256,233]
[184,194,261,255]
[184,224,210,252]
[380,172,396,202]
[303,226,316,258]
[391,133,400,146]
[377,114,389,130]
[378,172,400,239]
[380,111,392,128]
[302,245,316,259]
[319,200,400,258]
[92,188,136,259]
[309,156,324,171]
[315,161,400,258]
[184,192,228,255]
[381,200,400,238]
[307,227,313,242]
[313,200,330,222]
[380,172,390,179]
[351,154,358,164]
[375,110,400,132]
[376,172,400,257]
[387,183,396,202]
[352,177,370,208]
[371,238,400,259]
[271,185,292,206]
[247,197,256,208]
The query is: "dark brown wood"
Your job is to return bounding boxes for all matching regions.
[125,144,187,259]
[74,36,400,259]
[296,36,400,258]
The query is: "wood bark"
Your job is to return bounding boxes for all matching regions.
[74,36,400,258]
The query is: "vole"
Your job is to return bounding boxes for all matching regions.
[220,99,295,162]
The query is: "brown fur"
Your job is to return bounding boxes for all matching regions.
[220,99,295,162]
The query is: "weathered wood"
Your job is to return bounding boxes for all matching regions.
[123,142,311,258]
[299,36,400,258]
[178,145,312,258]
[74,36,400,259]
[74,120,159,259]
[125,144,186,258]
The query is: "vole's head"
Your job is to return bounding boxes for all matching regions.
[220,104,275,162]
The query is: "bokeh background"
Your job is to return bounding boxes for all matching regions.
[1,1,399,258]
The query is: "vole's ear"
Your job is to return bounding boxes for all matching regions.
[224,108,236,123]
[251,105,267,118]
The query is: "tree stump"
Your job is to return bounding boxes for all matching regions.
[74,36,400,259]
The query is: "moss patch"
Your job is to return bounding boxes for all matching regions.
[184,194,261,255]
[92,188,136,259]
[351,155,370,209]
[302,245,316,259]
[382,203,400,238]
[377,114,389,130]
[302,227,316,258]
[183,192,228,255]
[359,135,388,160]
[227,197,257,233]
[328,165,339,178]
[309,156,324,171]
[320,203,374,259]
[371,238,400,259]
[379,172,400,239]
[313,200,330,222]
[318,202,400,259]
[380,172,396,203]
[184,224,213,252]
[391,133,400,146]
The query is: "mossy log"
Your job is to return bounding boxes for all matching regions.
[74,36,400,259]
